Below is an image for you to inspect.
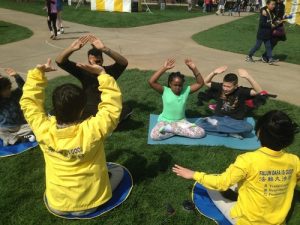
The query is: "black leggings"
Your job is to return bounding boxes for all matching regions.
[47,13,57,36]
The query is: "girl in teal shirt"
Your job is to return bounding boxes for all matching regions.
[148,58,205,140]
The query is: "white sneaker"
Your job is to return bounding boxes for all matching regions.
[57,30,61,35]
[205,117,218,126]
[23,135,36,142]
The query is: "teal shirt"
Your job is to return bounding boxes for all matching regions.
[158,86,191,123]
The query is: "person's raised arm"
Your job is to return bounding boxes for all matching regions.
[4,68,25,89]
[76,64,122,139]
[20,59,56,141]
[55,35,90,64]
[89,35,128,67]
[185,58,204,94]
[148,58,175,94]
[204,66,228,88]
[172,154,248,191]
[238,69,262,96]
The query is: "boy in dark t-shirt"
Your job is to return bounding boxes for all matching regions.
[56,34,131,120]
[197,66,263,139]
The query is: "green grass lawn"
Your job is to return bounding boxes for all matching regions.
[192,14,300,65]
[0,0,207,28]
[0,20,33,45]
[0,69,299,225]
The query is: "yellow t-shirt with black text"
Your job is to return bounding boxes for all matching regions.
[194,147,300,225]
[20,68,122,211]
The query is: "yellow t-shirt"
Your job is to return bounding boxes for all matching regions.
[193,147,300,225]
[20,68,122,211]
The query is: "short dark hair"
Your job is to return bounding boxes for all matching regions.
[255,110,296,151]
[223,73,238,85]
[266,0,276,4]
[168,72,185,87]
[52,84,87,124]
[87,48,103,58]
[0,77,12,93]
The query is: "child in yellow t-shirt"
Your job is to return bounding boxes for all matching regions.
[20,59,123,216]
[173,110,300,225]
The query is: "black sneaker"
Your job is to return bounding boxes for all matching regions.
[120,104,133,122]
[261,56,268,63]
[245,56,255,62]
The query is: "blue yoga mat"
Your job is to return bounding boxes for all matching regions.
[147,114,261,150]
[44,162,133,219]
[192,183,232,225]
[0,139,38,157]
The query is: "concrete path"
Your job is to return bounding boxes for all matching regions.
[0,8,299,105]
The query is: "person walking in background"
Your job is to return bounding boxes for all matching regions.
[204,0,212,12]
[56,0,64,35]
[45,0,58,40]
[246,0,277,65]
[187,0,193,11]
[216,0,226,15]
[261,0,286,63]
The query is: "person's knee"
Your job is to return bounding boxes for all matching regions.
[109,165,124,191]
[244,123,253,133]
[150,129,160,140]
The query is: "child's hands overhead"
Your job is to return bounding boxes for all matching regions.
[214,66,228,74]
[172,164,195,180]
[4,68,17,77]
[185,58,196,70]
[163,58,176,70]
[76,63,106,75]
[237,69,250,79]
[89,35,105,50]
[69,35,90,51]
[36,58,57,72]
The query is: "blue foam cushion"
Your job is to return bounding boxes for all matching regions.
[0,139,38,157]
[147,114,261,150]
[44,162,133,219]
[193,182,232,225]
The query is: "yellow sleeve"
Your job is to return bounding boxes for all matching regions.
[20,68,50,141]
[297,157,300,186]
[193,154,249,191]
[85,73,122,139]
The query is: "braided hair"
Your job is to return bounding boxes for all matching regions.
[168,72,185,87]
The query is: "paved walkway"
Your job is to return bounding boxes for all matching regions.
[0,8,299,105]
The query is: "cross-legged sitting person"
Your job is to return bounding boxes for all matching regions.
[173,110,300,225]
[149,58,205,140]
[20,59,124,216]
[196,67,263,139]
[0,68,35,146]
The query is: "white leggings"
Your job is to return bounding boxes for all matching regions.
[206,185,238,224]
[151,119,205,140]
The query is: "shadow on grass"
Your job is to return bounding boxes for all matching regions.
[116,117,144,131]
[286,189,300,223]
[273,54,288,61]
[107,149,173,184]
[125,100,156,112]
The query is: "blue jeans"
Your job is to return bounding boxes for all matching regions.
[249,39,272,59]
[196,116,253,136]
